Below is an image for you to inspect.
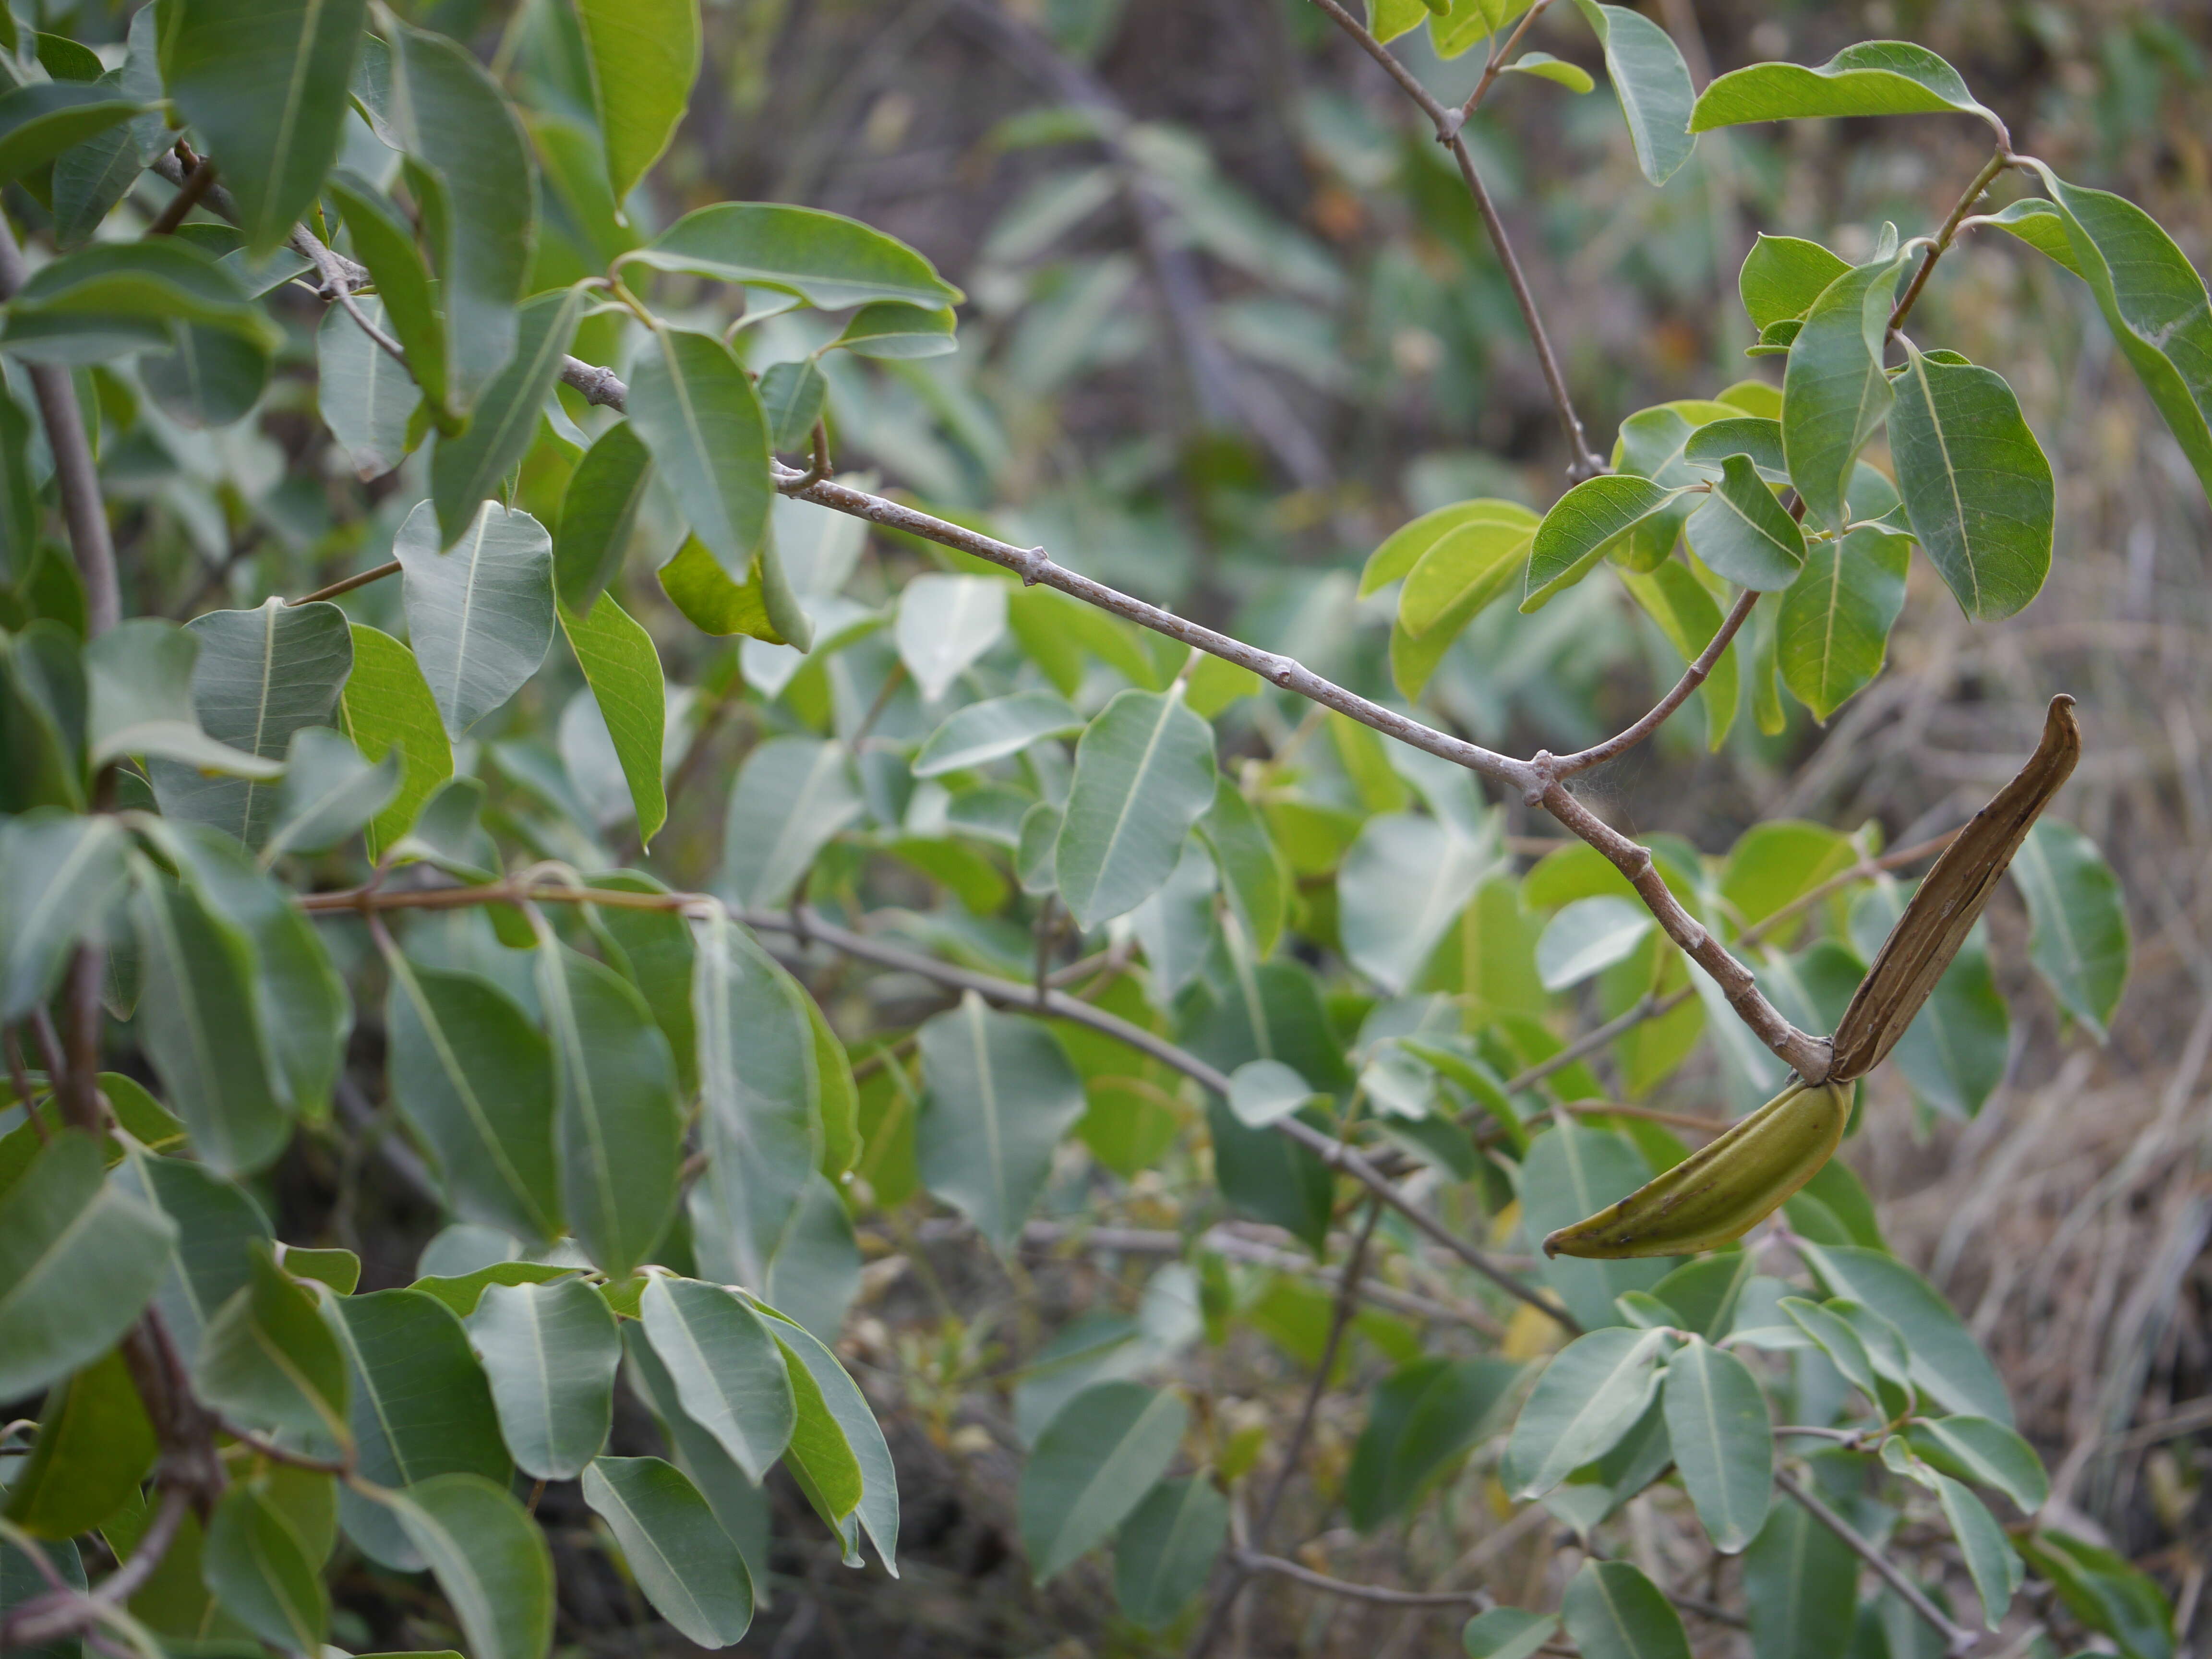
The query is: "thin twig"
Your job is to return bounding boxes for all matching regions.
[1231,1551,1490,1609]
[1890,150,2013,337]
[299,875,1571,1328]
[216,1418,350,1476]
[289,560,401,608]
[0,1486,191,1647]
[0,216,119,634]
[1547,588,1760,780]
[1304,0,1603,477]
[1460,0,1555,119]
[3,1029,48,1146]
[1775,1468,1977,1656]
[1190,1202,1388,1659]
[146,153,218,237]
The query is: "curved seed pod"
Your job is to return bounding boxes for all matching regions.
[1543,1081,1851,1260]
[1828,694,2080,1082]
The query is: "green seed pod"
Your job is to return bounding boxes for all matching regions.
[1542,1081,1852,1260]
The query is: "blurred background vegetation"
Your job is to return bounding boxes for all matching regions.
[119,0,2212,1650]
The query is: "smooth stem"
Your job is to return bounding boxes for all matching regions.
[1890,149,2012,337]
[0,212,119,634]
[1304,0,1603,477]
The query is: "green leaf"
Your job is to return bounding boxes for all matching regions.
[128,869,289,1175]
[1346,1357,1523,1530]
[830,300,958,360]
[688,908,817,1287]
[657,536,800,643]
[1743,1497,1859,1659]
[0,389,36,581]
[382,1474,554,1659]
[1506,1326,1673,1498]
[203,1485,328,1651]
[759,1307,898,1571]
[1718,821,1856,931]
[1397,516,1535,637]
[1523,475,1684,611]
[917,993,1087,1253]
[384,953,561,1246]
[1777,523,1910,721]
[576,0,698,202]
[327,1288,514,1571]
[465,1278,619,1481]
[1020,1381,1188,1583]
[1740,236,1853,332]
[141,323,271,429]
[1799,1241,2011,1422]
[914,691,1082,777]
[1692,40,2000,133]
[148,599,354,850]
[390,23,538,410]
[1114,1476,1227,1630]
[1198,778,1287,959]
[0,812,126,1023]
[758,358,827,452]
[1685,415,1789,480]
[1504,51,1593,93]
[559,593,667,846]
[2020,1530,2174,1659]
[52,52,161,250]
[0,1134,173,1401]
[410,1262,575,1318]
[1618,560,1740,749]
[165,0,363,257]
[1781,252,1909,533]
[628,203,964,310]
[896,573,1007,702]
[337,624,452,859]
[1931,1473,2021,1627]
[1659,1337,1771,1552]
[1461,1608,1559,1659]
[430,289,585,546]
[260,726,400,864]
[1568,1,1696,186]
[121,1149,266,1368]
[1684,454,1804,589]
[719,736,862,907]
[639,1276,796,1483]
[2009,819,2128,1039]
[580,1457,751,1646]
[1905,1417,2046,1514]
[538,941,681,1277]
[2022,164,2212,509]
[3,1348,154,1539]
[554,422,653,614]
[86,618,269,778]
[1054,688,1218,930]
[195,1243,349,1448]
[1339,814,1495,993]
[395,501,555,740]
[0,83,144,188]
[1536,894,1654,991]
[1977,197,2086,280]
[1518,1125,1674,1328]
[0,239,278,364]
[1562,1560,1691,1659]
[0,1534,84,1659]
[1888,344,2053,620]
[328,173,450,419]
[629,327,774,580]
[1358,498,1537,596]
[317,298,419,479]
